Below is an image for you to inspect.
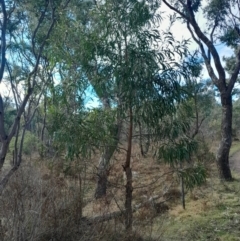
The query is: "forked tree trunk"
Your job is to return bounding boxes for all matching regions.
[216,93,233,181]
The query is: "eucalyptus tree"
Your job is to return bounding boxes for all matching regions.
[162,0,240,181]
[48,0,189,199]
[44,0,192,230]
[157,55,211,209]
[0,0,71,193]
[37,0,210,231]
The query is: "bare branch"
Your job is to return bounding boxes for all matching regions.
[8,87,33,140]
[30,9,57,88]
[0,166,18,195]
[187,22,219,87]
[24,83,46,127]
[162,0,189,20]
[185,2,226,83]
[0,0,7,82]
[5,61,18,111]
[227,48,240,95]
[208,19,218,61]
[31,0,50,57]
[0,94,6,141]
[83,194,169,225]
[8,4,58,140]
[229,5,240,22]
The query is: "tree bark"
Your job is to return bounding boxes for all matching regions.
[123,107,133,231]
[180,162,185,209]
[95,155,109,199]
[95,122,121,199]
[216,93,233,180]
[162,0,240,181]
[40,96,47,158]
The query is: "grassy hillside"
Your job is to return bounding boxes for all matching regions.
[155,142,240,241]
[159,174,240,240]
[1,143,240,240]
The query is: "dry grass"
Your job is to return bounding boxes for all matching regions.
[230,141,240,156]
[2,140,239,240]
[152,167,240,241]
[0,144,179,240]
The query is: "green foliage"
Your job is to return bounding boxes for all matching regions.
[2,96,17,133]
[157,115,207,190]
[156,56,212,190]
[48,104,118,160]
[220,28,240,47]
[204,0,230,22]
[191,0,202,12]
[43,0,190,166]
[203,0,240,50]
[159,137,198,166]
[179,165,206,189]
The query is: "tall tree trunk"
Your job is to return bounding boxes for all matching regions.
[40,96,47,158]
[216,93,233,180]
[123,107,133,231]
[0,95,8,168]
[179,162,185,209]
[95,122,121,199]
[95,145,115,199]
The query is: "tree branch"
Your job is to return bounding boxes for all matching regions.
[227,48,240,95]
[162,0,189,20]
[0,94,6,141]
[185,1,226,83]
[0,0,7,82]
[8,3,58,140]
[0,166,18,195]
[208,19,218,61]
[31,0,50,57]
[6,60,19,111]
[187,22,219,88]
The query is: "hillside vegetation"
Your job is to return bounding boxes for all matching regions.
[0,142,240,240]
[1,0,240,240]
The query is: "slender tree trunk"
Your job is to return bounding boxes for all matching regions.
[40,96,47,158]
[180,162,185,209]
[138,121,150,157]
[216,93,233,181]
[123,107,133,231]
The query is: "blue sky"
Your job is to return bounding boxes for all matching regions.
[0,0,238,106]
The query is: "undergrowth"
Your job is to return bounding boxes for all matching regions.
[0,142,239,240]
